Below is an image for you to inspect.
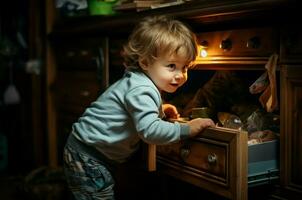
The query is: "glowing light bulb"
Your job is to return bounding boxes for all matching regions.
[200,49,208,58]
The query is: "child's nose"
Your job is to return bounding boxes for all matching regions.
[175,72,184,79]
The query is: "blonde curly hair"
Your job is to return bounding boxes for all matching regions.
[122,15,198,70]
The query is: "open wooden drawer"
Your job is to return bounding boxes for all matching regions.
[151,127,248,200]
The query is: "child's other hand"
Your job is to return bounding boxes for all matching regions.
[162,103,180,119]
[187,118,215,137]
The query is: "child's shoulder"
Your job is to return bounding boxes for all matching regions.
[125,70,160,95]
[125,70,151,85]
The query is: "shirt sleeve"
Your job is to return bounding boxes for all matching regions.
[124,85,190,144]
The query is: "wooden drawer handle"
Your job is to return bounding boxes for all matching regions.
[207,153,217,164]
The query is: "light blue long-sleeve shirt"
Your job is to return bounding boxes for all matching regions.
[72,70,190,163]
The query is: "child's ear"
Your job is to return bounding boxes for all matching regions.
[139,58,148,70]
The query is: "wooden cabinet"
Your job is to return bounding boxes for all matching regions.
[272,26,302,198]
[55,71,100,114]
[108,38,127,84]
[277,65,302,198]
[154,24,280,200]
[280,28,302,64]
[55,71,101,165]
[49,38,109,166]
[42,0,301,199]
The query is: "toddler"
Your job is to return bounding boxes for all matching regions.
[63,15,215,200]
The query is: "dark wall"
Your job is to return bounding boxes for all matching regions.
[0,0,39,175]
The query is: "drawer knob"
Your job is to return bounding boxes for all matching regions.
[247,36,261,49]
[80,90,90,97]
[180,148,190,160]
[207,153,217,164]
[220,38,232,51]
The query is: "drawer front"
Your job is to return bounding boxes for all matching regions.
[156,127,248,200]
[194,27,279,70]
[196,27,277,58]
[157,138,228,184]
[55,47,97,69]
[53,38,107,70]
[56,71,100,115]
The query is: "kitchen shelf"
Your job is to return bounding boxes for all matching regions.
[49,0,292,38]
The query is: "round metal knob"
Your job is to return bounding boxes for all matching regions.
[200,40,209,48]
[67,51,75,57]
[220,38,232,51]
[80,90,90,97]
[207,153,217,164]
[180,148,190,160]
[247,36,261,49]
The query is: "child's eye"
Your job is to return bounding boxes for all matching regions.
[167,64,176,70]
[182,65,189,72]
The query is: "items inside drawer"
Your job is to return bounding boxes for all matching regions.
[163,70,280,144]
[162,69,280,185]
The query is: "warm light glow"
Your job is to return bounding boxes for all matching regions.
[200,49,208,58]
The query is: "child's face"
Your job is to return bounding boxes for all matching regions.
[140,51,190,93]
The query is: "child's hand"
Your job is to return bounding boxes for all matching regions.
[162,103,180,119]
[186,118,215,137]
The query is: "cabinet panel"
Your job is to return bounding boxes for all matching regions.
[56,114,78,165]
[53,38,107,70]
[194,27,279,69]
[196,27,278,58]
[281,65,302,195]
[280,29,302,64]
[48,37,109,166]
[56,71,100,115]
[109,38,127,84]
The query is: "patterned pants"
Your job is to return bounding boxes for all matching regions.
[63,145,115,200]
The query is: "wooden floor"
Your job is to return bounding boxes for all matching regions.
[0,171,276,200]
[0,168,72,200]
